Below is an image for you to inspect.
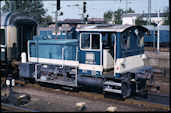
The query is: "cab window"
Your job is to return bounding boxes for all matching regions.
[121,34,130,50]
[121,30,132,50]
[81,33,90,49]
[92,34,100,49]
[81,33,100,50]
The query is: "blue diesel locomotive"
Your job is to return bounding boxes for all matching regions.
[19,25,153,98]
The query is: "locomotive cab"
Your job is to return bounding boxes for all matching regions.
[78,31,115,75]
[77,25,153,97]
[77,25,147,76]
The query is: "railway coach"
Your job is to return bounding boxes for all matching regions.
[144,25,170,47]
[0,12,38,74]
[19,24,153,98]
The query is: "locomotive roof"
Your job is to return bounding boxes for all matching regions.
[0,12,38,26]
[76,24,148,32]
[39,26,73,31]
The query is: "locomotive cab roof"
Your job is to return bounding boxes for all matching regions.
[76,24,148,33]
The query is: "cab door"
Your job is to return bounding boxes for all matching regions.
[78,33,102,76]
[0,29,6,61]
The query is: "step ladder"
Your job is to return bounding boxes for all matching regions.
[103,81,122,94]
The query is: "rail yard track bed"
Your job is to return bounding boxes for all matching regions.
[10,84,169,112]
[149,81,170,95]
[144,47,170,53]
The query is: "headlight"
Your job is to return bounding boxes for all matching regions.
[141,54,147,60]
[12,79,15,86]
[6,79,10,86]
[5,78,15,86]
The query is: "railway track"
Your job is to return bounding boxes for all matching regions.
[144,47,170,52]
[1,103,39,112]
[130,92,170,106]
[1,77,169,111]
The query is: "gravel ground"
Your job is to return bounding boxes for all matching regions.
[145,51,169,59]
[12,86,168,112]
[151,81,170,95]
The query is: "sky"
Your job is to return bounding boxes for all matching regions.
[43,0,169,20]
[0,0,169,20]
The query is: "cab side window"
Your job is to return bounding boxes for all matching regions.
[121,30,131,50]
[0,29,5,45]
[102,33,115,49]
[81,34,90,49]
[81,33,100,50]
[138,33,144,47]
[92,34,100,49]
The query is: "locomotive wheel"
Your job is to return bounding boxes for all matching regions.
[121,82,131,98]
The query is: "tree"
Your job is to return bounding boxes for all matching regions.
[2,0,51,26]
[104,11,113,22]
[135,16,147,25]
[42,15,53,27]
[135,16,156,25]
[104,8,128,24]
[113,8,124,24]
[28,1,46,26]
[125,8,135,13]
[163,7,169,25]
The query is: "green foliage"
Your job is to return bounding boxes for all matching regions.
[104,11,113,22]
[113,8,124,24]
[2,0,52,27]
[163,7,169,25]
[104,8,135,25]
[135,16,156,25]
[42,15,53,27]
[135,16,147,25]
[2,1,11,11]
[125,8,135,13]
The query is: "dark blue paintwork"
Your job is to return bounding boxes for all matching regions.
[144,30,170,43]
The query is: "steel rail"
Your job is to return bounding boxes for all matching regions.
[130,92,170,106]
[1,103,39,112]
